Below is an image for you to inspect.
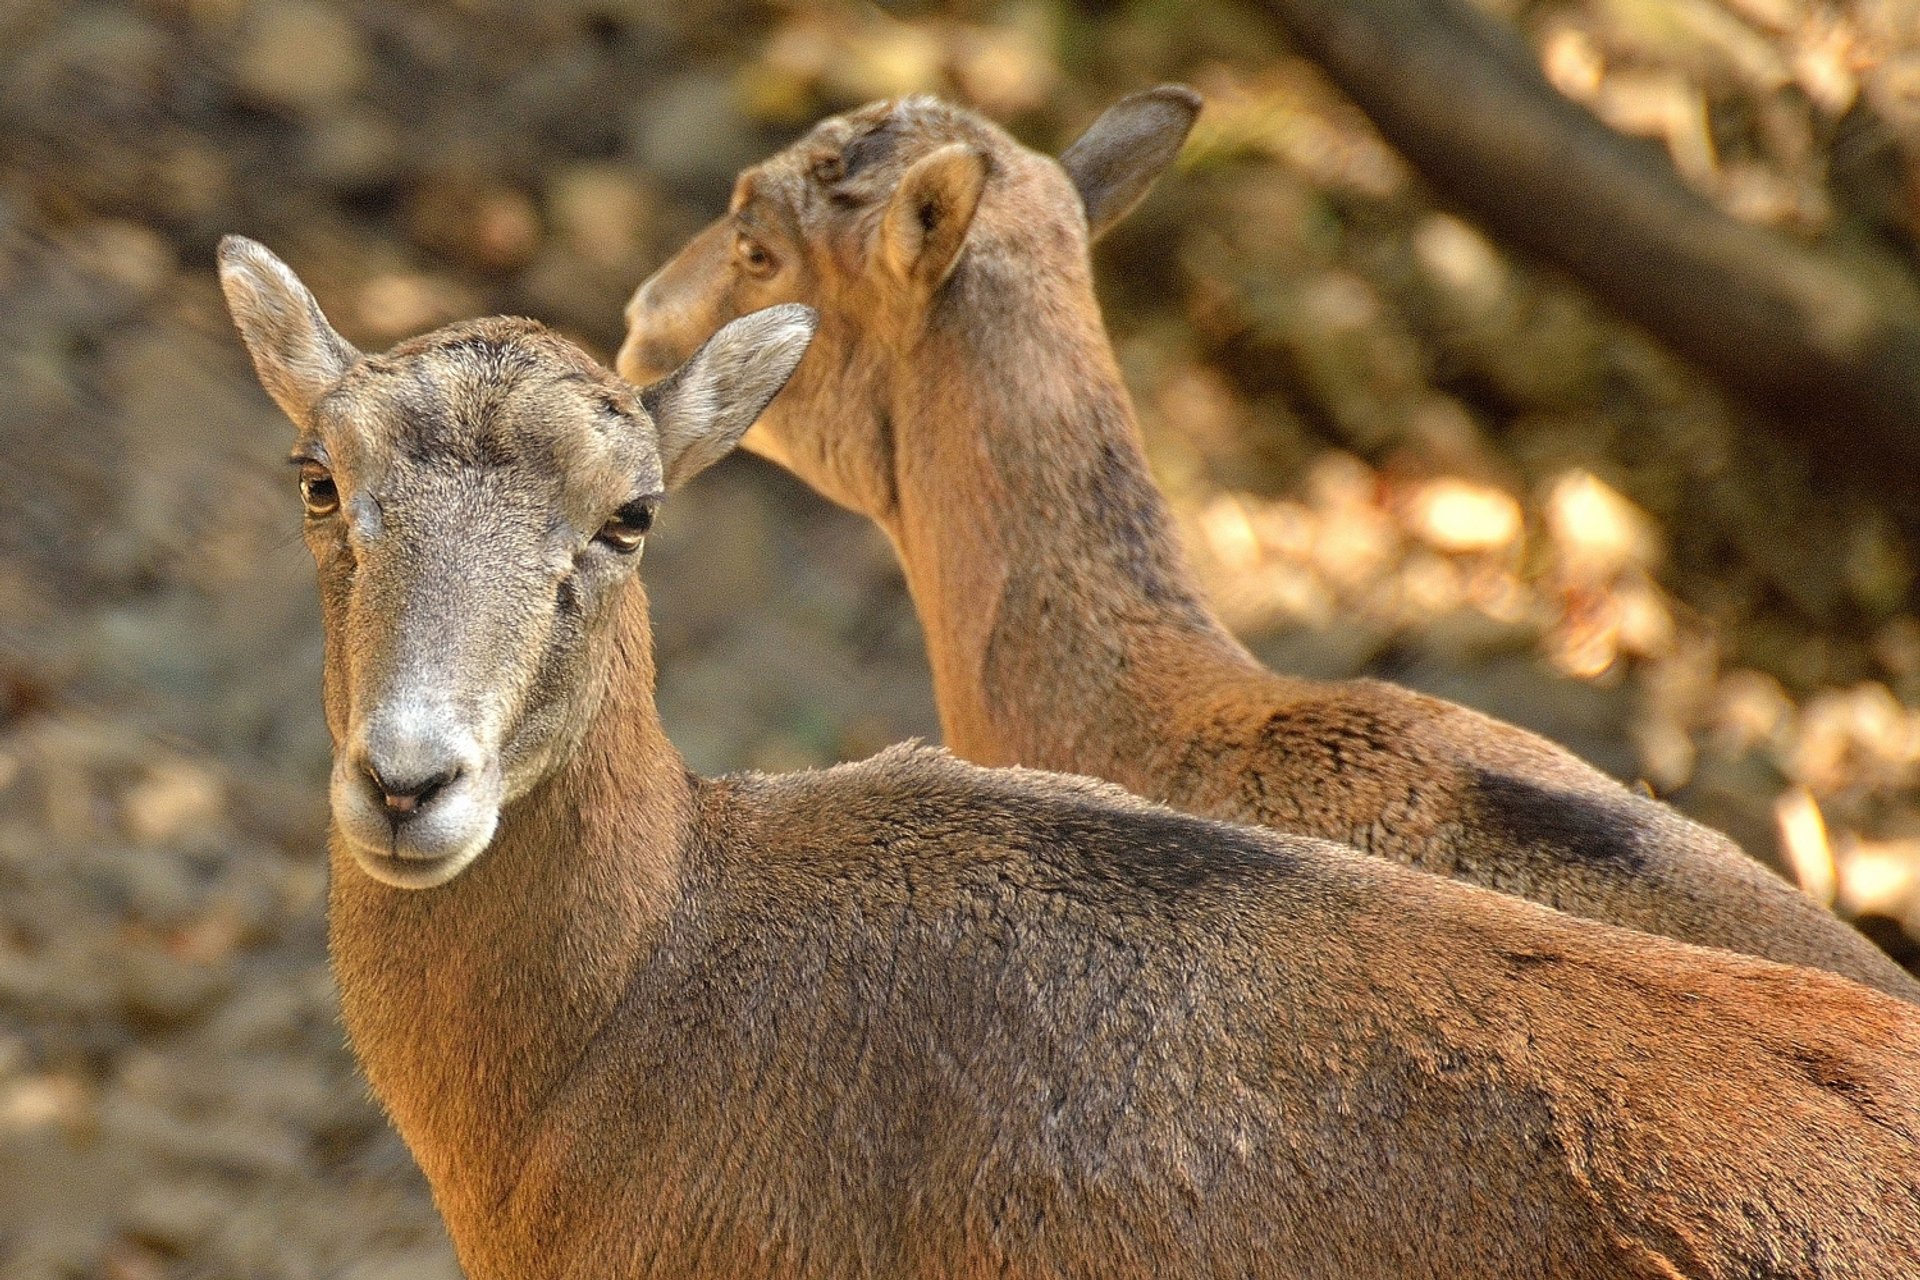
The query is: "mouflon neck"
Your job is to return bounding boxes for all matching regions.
[326,584,695,1235]
[881,253,1260,784]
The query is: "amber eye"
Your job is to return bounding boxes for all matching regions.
[596,496,659,554]
[298,461,340,517]
[736,234,777,278]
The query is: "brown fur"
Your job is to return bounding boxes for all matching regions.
[220,237,1920,1279]
[618,90,1920,1002]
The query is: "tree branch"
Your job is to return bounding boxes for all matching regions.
[1247,0,1920,505]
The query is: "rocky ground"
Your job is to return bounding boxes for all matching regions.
[2,1,1917,1276]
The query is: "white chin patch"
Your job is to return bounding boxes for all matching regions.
[345,833,495,890]
[329,755,504,890]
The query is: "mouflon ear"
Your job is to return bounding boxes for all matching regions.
[1058,84,1202,241]
[878,142,990,291]
[640,304,819,490]
[217,235,360,424]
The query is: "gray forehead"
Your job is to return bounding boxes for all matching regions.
[322,356,663,521]
[781,100,996,207]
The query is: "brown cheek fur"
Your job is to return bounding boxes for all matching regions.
[623,95,1920,1004]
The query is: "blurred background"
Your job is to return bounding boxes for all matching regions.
[3,0,1919,1275]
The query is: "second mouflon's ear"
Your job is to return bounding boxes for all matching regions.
[641,304,818,490]
[217,235,360,425]
[1058,84,1202,241]
[879,142,990,291]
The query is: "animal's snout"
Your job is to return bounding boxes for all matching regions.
[331,706,502,888]
[366,760,464,822]
[353,731,478,817]
[618,254,716,387]
[616,325,680,389]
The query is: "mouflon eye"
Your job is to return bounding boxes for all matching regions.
[596,497,658,553]
[736,233,777,278]
[298,460,340,517]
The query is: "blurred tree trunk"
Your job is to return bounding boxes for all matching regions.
[1246,0,1920,525]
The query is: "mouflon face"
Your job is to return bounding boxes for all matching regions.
[616,87,1199,519]
[617,96,1007,518]
[219,236,814,888]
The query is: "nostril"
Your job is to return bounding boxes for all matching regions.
[366,764,462,820]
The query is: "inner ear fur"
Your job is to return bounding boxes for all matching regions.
[1058,84,1202,241]
[217,234,359,424]
[879,142,990,290]
[641,303,819,491]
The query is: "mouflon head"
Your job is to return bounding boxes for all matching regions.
[220,235,814,887]
[617,86,1200,517]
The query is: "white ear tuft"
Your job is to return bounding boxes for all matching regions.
[640,304,819,490]
[217,234,359,424]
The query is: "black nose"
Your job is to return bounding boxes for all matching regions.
[366,764,460,821]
